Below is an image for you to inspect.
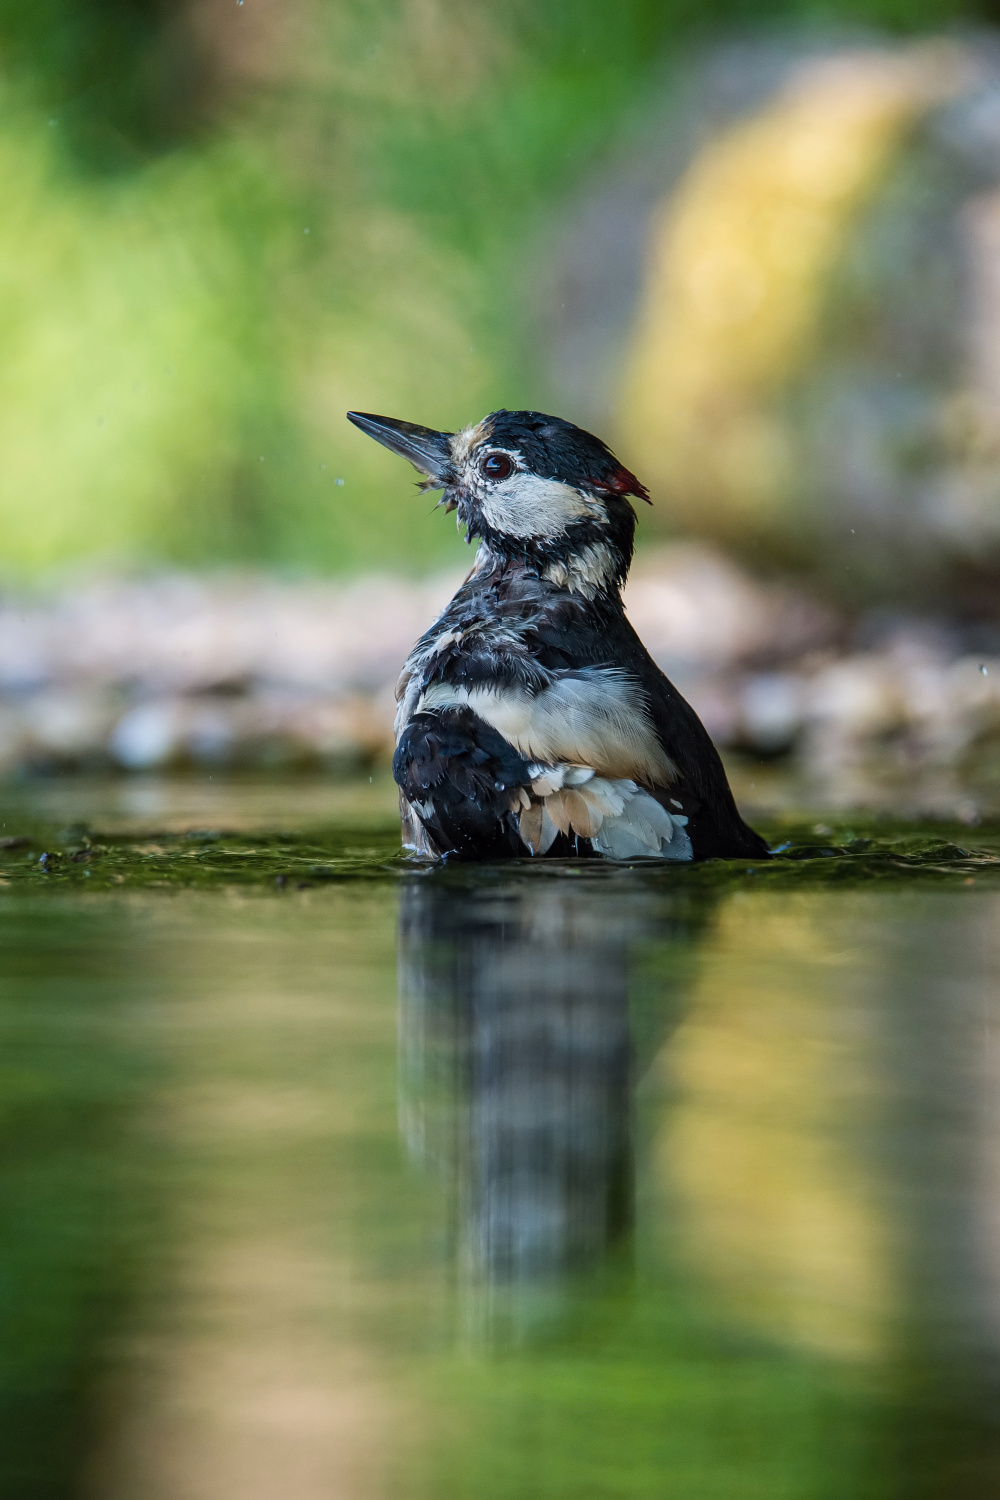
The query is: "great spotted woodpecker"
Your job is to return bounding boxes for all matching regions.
[347,408,769,862]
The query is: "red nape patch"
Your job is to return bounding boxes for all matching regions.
[602,466,651,504]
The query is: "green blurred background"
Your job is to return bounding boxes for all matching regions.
[2,0,998,581]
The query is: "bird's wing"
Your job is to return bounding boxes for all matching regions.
[604,616,771,859]
[393,706,529,859]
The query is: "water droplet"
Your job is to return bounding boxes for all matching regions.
[981,664,989,676]
[319,463,326,471]
[304,227,310,234]
[335,478,345,486]
[850,528,856,534]
[48,118,58,127]
[259,455,265,463]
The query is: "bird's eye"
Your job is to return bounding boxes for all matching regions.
[481,452,514,481]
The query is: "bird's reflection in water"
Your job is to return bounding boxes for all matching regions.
[398,869,701,1334]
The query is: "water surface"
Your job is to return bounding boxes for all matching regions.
[2,776,1000,1499]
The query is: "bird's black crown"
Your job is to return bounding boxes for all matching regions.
[479,410,649,503]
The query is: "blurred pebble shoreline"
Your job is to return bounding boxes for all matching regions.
[1,545,999,817]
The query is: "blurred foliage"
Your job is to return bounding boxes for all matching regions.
[0,0,999,577]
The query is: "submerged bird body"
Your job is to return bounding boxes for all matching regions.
[347,408,769,863]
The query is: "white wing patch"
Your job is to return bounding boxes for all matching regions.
[418,671,676,786]
[515,765,692,861]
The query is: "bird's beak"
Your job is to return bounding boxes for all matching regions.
[346,412,455,486]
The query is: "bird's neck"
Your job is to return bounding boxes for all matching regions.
[470,536,628,604]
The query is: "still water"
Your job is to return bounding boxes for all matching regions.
[2,776,1000,1499]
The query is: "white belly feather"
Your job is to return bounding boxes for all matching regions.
[515,764,691,862]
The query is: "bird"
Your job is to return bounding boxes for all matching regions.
[346,407,770,863]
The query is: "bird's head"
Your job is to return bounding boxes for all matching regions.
[346,408,650,597]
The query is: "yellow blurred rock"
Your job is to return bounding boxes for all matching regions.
[621,45,968,543]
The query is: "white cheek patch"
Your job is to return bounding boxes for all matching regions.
[479,472,603,540]
[418,671,676,786]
